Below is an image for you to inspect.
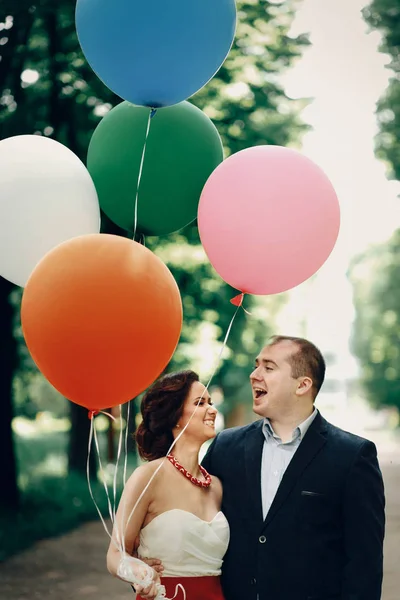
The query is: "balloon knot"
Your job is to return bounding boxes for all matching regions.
[88,410,100,420]
[230,293,244,307]
[150,108,157,119]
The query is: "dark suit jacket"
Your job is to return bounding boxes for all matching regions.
[202,412,385,600]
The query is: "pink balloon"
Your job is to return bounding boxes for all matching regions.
[198,146,340,295]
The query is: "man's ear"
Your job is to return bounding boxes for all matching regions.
[296,377,313,397]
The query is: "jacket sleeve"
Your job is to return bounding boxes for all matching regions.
[341,440,385,600]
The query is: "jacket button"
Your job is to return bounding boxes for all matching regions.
[259,535,266,543]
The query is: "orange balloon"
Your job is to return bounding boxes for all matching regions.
[21,234,182,410]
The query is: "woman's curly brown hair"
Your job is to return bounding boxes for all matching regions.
[135,370,199,461]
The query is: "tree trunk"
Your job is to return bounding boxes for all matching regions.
[0,277,19,510]
[0,9,35,139]
[125,400,139,454]
[68,403,97,479]
[107,410,115,463]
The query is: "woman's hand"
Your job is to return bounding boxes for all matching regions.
[134,569,162,599]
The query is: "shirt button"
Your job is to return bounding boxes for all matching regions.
[273,470,278,476]
[259,535,267,544]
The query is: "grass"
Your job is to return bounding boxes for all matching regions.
[1,417,137,562]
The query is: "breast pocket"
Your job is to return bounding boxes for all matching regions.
[298,491,333,525]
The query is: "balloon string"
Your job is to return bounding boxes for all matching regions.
[131,581,186,599]
[133,108,157,240]
[174,583,186,600]
[86,419,121,551]
[120,400,131,555]
[88,409,117,421]
[123,301,243,534]
[112,409,124,526]
[166,583,186,600]
[123,402,131,490]
[92,420,126,549]
[85,405,132,556]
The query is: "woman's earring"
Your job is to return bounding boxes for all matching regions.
[176,424,180,428]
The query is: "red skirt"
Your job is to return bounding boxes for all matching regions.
[136,576,224,600]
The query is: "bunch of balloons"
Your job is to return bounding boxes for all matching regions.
[0,0,236,412]
[0,0,340,414]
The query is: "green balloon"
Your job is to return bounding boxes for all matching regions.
[87,101,224,235]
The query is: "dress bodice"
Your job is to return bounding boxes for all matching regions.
[138,509,230,577]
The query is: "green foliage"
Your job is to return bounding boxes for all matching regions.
[349,230,400,412]
[0,470,112,561]
[1,0,309,420]
[350,1,400,415]
[1,0,310,557]
[0,425,137,560]
[374,80,400,180]
[192,0,310,154]
[0,0,118,157]
[363,0,400,180]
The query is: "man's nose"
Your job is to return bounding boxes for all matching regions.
[250,366,262,380]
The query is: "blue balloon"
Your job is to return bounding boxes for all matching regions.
[76,0,237,108]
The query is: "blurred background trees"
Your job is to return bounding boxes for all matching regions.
[0,0,309,557]
[348,0,400,415]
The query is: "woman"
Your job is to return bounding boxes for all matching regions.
[107,370,229,600]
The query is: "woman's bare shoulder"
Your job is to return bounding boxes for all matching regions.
[125,458,165,488]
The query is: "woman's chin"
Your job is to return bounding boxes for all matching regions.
[200,429,216,443]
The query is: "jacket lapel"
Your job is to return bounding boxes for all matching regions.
[262,412,328,530]
[245,421,264,524]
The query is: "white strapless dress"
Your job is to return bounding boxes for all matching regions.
[138,509,230,577]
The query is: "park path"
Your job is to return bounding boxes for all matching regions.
[1,427,399,600]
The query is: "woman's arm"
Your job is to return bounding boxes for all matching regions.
[107,464,149,574]
[106,463,160,590]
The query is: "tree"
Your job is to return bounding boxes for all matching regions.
[348,1,400,413]
[0,277,19,510]
[1,0,310,496]
[349,231,400,413]
[363,0,400,180]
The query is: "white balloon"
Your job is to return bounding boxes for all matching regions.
[0,135,100,287]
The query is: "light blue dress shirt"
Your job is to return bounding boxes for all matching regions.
[261,409,318,519]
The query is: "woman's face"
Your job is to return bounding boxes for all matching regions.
[177,381,218,442]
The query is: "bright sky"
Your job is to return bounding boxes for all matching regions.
[269,0,400,371]
[285,0,400,256]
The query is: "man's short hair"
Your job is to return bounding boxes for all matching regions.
[268,335,326,399]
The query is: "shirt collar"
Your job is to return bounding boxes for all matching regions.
[263,408,318,443]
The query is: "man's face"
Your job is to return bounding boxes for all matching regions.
[250,341,300,419]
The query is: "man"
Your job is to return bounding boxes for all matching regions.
[202,335,385,600]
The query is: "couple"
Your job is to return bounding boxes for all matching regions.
[107,335,385,600]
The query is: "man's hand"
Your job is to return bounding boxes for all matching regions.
[139,556,164,576]
[132,535,164,575]
[132,534,164,576]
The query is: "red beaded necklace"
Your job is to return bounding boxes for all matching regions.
[167,454,212,488]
